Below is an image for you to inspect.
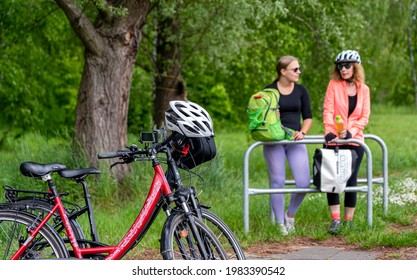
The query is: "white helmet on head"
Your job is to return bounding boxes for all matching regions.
[335,50,361,64]
[165,100,214,137]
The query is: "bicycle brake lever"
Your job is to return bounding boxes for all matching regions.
[110,161,123,169]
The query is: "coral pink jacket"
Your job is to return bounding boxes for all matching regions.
[323,80,371,144]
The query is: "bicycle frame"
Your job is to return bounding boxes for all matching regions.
[104,163,172,260]
[4,179,100,244]
[11,163,173,260]
[11,174,83,259]
[5,144,202,248]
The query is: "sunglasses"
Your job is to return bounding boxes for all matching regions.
[286,67,301,73]
[337,63,352,70]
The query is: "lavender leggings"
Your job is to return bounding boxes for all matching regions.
[263,144,310,224]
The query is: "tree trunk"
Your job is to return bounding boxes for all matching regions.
[55,0,150,179]
[75,48,133,173]
[407,23,417,107]
[153,5,187,129]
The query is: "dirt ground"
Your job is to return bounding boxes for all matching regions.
[134,236,417,260]
[243,236,417,260]
[242,216,417,260]
[135,219,417,260]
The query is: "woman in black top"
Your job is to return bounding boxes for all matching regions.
[263,55,313,235]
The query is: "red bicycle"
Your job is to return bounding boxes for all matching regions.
[0,130,228,260]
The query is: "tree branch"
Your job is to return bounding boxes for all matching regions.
[54,0,105,56]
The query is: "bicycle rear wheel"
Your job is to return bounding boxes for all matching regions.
[160,212,228,260]
[0,210,69,259]
[6,198,86,241]
[199,209,245,260]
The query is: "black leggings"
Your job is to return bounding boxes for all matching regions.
[326,144,365,208]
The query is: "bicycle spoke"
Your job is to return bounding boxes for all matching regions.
[0,220,16,259]
[160,212,228,260]
[0,211,68,259]
[173,226,192,260]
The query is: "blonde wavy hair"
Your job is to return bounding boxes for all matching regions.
[330,63,365,83]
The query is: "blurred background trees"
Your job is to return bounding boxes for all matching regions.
[1,0,416,161]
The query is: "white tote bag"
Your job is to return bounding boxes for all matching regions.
[312,147,358,193]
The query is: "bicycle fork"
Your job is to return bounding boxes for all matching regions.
[175,194,212,260]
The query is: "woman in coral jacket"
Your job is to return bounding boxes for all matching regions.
[322,50,371,234]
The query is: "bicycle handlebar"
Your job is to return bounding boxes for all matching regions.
[97,130,177,163]
[97,149,132,159]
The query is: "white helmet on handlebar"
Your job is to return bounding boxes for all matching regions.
[165,100,214,137]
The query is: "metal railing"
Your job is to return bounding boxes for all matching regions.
[243,134,388,233]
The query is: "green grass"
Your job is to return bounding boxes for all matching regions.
[0,105,417,256]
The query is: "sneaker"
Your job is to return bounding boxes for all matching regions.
[328,219,341,235]
[278,223,288,235]
[284,211,295,233]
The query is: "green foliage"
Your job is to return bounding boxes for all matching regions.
[0,130,89,192]
[357,0,417,105]
[1,0,417,144]
[76,0,128,16]
[0,1,83,139]
[188,83,236,131]
[171,0,374,126]
[128,67,154,133]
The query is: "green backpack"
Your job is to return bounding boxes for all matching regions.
[247,88,294,141]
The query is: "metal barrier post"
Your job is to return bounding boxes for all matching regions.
[243,135,387,233]
[364,134,389,214]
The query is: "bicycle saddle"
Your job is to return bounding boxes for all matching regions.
[59,168,101,181]
[20,162,67,178]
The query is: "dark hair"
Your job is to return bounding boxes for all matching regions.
[275,55,299,82]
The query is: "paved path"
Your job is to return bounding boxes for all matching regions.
[245,246,379,260]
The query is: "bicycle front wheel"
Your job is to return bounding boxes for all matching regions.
[200,209,246,260]
[0,210,69,259]
[160,212,228,260]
